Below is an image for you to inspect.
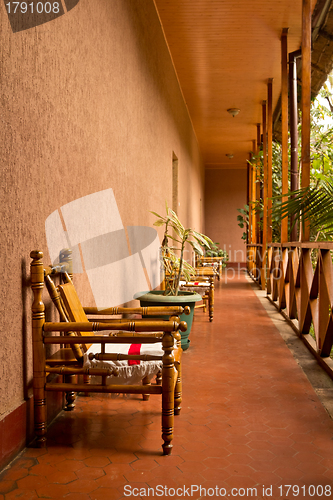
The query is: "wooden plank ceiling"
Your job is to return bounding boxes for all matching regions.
[154,0,306,169]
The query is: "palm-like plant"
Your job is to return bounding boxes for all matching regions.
[151,204,213,295]
[273,180,333,240]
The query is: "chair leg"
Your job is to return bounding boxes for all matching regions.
[64,375,76,411]
[142,375,150,401]
[34,392,47,447]
[156,369,162,385]
[31,251,47,447]
[174,361,182,415]
[209,280,214,322]
[33,347,48,445]
[83,374,91,397]
[161,332,174,456]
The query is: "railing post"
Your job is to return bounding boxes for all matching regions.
[301,0,311,241]
[271,246,280,302]
[266,245,273,295]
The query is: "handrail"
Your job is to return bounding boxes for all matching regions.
[248,241,333,249]
[247,241,333,378]
[266,241,333,250]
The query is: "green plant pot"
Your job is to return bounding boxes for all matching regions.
[134,290,202,350]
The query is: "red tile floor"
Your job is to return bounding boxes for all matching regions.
[1,270,333,500]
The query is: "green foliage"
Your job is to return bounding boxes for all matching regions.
[152,203,213,296]
[237,205,250,241]
[238,74,333,243]
[239,142,282,242]
[274,181,333,240]
[308,90,333,188]
[204,242,229,267]
[274,83,333,241]
[237,200,265,241]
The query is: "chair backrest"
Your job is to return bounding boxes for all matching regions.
[194,267,215,278]
[58,282,89,323]
[57,282,92,356]
[44,266,92,361]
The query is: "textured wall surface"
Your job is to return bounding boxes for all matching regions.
[0,0,204,428]
[205,168,247,263]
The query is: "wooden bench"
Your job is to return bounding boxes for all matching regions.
[30,250,188,455]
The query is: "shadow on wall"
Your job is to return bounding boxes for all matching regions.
[21,258,34,445]
[21,258,31,404]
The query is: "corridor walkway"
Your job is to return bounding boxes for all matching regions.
[0,269,332,500]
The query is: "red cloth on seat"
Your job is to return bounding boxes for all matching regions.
[128,344,141,365]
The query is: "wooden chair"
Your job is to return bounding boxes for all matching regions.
[180,268,215,322]
[195,255,223,280]
[30,250,188,455]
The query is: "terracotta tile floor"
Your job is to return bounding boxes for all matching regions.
[1,270,333,499]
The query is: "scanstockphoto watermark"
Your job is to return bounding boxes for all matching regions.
[123,484,332,497]
[123,485,258,497]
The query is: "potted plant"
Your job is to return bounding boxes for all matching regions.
[135,204,213,350]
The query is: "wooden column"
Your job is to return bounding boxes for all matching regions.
[281,28,289,243]
[250,139,258,278]
[289,50,301,241]
[248,154,253,244]
[256,123,261,245]
[301,0,311,241]
[246,158,252,243]
[262,101,268,244]
[261,101,267,289]
[251,140,257,245]
[267,79,273,243]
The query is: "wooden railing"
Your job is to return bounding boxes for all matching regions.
[247,242,333,375]
[247,244,263,283]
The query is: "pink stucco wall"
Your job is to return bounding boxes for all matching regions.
[0,0,205,466]
[205,168,247,263]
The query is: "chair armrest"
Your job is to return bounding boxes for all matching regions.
[43,335,166,345]
[43,318,187,333]
[83,305,190,316]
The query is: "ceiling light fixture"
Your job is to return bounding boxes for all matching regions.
[227,108,240,117]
